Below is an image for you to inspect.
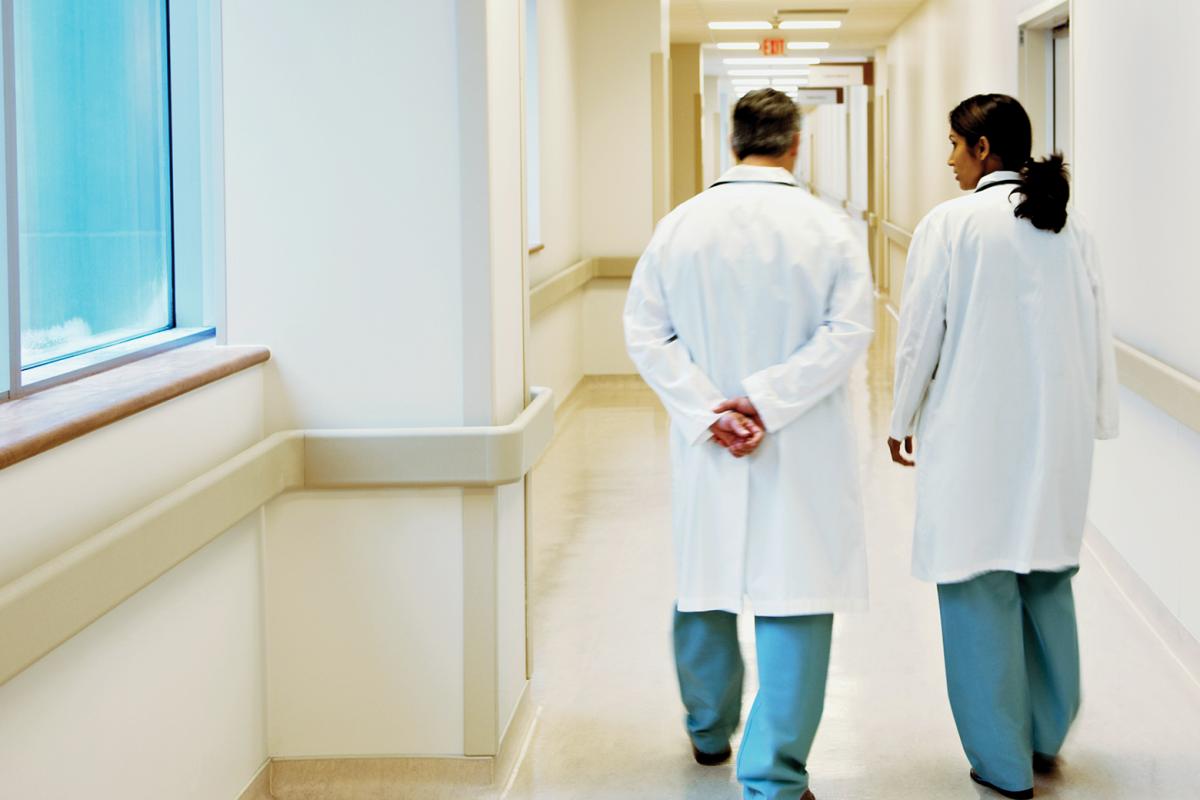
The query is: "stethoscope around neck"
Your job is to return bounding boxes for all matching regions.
[975,177,1023,193]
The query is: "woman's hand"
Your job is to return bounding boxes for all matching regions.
[888,436,915,467]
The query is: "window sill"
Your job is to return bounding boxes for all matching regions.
[0,341,271,471]
[21,327,219,391]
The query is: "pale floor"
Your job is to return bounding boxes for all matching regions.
[495,301,1200,800]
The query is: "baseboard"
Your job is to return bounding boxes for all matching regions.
[236,760,272,800]
[553,375,589,429]
[494,682,537,789]
[1084,524,1200,688]
[265,687,537,799]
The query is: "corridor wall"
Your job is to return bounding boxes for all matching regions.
[1072,0,1200,650]
[2,1,538,797]
[222,0,473,760]
[529,0,585,404]
[578,0,667,256]
[529,0,664,406]
[0,372,268,798]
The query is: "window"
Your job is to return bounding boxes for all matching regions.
[524,0,541,250]
[0,0,222,400]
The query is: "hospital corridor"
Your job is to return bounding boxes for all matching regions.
[0,1,1197,799]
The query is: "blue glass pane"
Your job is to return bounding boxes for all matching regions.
[14,0,173,369]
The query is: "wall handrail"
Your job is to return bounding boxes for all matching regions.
[0,387,555,687]
[529,257,637,318]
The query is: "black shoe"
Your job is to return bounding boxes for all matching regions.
[691,743,732,766]
[970,770,1034,799]
[1032,752,1059,775]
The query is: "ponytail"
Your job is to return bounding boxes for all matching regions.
[949,94,1071,233]
[1014,154,1070,233]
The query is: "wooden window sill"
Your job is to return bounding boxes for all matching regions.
[0,342,271,471]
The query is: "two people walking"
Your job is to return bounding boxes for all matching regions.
[623,89,1117,799]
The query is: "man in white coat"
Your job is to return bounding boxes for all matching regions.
[623,89,873,800]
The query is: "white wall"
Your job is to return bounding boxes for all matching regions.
[883,0,1022,230]
[264,491,466,756]
[530,291,585,406]
[528,0,581,287]
[0,370,268,799]
[222,0,466,432]
[583,279,638,375]
[221,0,532,761]
[1072,0,1200,644]
[5,0,533,788]
[219,2,476,760]
[578,0,667,256]
[702,75,721,188]
[484,0,530,738]
[530,0,658,403]
[0,369,263,587]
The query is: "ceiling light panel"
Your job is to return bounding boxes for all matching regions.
[787,42,830,50]
[778,20,842,30]
[716,42,760,50]
[728,69,811,76]
[724,57,821,66]
[708,21,772,30]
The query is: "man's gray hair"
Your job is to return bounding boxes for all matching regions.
[731,89,800,160]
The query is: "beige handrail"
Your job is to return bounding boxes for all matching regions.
[0,387,554,687]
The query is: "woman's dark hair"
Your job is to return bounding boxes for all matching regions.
[949,93,1070,233]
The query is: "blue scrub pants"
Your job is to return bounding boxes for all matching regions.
[937,569,1081,793]
[674,609,833,799]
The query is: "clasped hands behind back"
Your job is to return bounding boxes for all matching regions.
[709,397,764,458]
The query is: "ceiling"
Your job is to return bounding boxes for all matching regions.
[671,0,925,52]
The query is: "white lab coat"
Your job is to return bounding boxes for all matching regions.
[624,165,874,616]
[890,170,1120,584]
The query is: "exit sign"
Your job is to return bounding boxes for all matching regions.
[760,38,786,56]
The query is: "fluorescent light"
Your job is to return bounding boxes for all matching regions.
[716,42,760,50]
[724,57,821,66]
[824,55,870,63]
[778,20,842,30]
[786,42,830,50]
[772,79,809,86]
[709,21,773,30]
[731,80,771,86]
[728,69,811,77]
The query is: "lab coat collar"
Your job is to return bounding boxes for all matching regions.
[711,164,798,188]
[975,170,1022,191]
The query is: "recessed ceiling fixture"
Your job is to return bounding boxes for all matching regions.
[716,42,761,50]
[786,42,830,50]
[708,21,773,30]
[778,20,842,30]
[728,69,811,76]
[724,57,821,66]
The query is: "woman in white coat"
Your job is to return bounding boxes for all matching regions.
[888,94,1119,799]
[624,89,873,800]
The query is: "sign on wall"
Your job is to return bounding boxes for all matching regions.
[807,64,865,87]
[793,89,843,105]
